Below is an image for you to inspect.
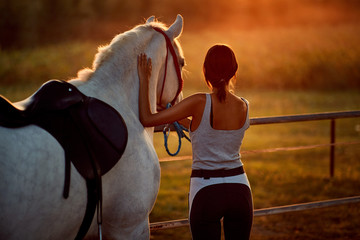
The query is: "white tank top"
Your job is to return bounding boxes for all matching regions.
[189,94,250,170]
[188,94,251,212]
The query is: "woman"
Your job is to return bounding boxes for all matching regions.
[138,45,253,240]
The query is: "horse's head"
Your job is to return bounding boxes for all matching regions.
[74,15,184,114]
[144,15,185,111]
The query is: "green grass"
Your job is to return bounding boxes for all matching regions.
[0,41,98,101]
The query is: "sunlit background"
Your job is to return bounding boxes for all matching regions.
[1,1,360,239]
[1,0,360,91]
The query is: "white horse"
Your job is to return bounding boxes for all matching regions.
[0,15,184,239]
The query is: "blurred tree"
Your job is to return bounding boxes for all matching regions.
[0,0,99,48]
[0,1,32,48]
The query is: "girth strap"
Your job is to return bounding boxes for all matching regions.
[68,99,103,240]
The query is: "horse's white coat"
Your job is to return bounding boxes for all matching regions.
[0,15,184,239]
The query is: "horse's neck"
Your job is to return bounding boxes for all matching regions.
[74,38,159,122]
[71,28,163,142]
[75,70,154,117]
[83,68,138,107]
[85,68,157,139]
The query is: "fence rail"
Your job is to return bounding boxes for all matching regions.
[249,110,360,125]
[154,110,360,132]
[150,196,360,231]
[155,110,360,177]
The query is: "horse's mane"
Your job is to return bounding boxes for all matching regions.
[76,21,170,82]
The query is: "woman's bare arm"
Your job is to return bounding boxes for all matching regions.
[138,53,200,127]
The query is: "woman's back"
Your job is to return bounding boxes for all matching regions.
[189,94,249,170]
[189,92,248,132]
[210,92,248,130]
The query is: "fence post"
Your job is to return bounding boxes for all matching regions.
[330,119,335,178]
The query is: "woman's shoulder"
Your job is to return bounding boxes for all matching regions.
[228,94,249,118]
[175,93,206,115]
[229,93,248,105]
[186,93,207,103]
[183,93,207,121]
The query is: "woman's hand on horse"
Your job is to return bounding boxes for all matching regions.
[137,53,152,84]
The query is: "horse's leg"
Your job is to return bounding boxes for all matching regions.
[95,132,160,240]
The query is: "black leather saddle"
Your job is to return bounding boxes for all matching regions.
[0,80,128,239]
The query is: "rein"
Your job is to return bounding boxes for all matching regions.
[152,27,183,107]
[162,103,191,156]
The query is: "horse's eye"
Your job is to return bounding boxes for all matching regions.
[179,59,185,68]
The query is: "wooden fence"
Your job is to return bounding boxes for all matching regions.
[151,110,360,231]
[150,196,360,230]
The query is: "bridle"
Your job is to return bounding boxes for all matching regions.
[152,27,184,109]
[152,27,190,156]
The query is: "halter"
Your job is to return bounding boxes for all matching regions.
[152,27,184,108]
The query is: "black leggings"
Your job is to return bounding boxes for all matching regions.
[189,183,253,240]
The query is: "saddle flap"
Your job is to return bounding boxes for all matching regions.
[86,98,128,175]
[87,99,128,155]
[68,98,128,179]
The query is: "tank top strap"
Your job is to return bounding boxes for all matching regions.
[201,94,211,128]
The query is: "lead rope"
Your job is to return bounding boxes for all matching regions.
[163,103,191,156]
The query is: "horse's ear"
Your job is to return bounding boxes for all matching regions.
[146,16,155,24]
[166,14,183,40]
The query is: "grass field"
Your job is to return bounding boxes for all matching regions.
[1,4,360,238]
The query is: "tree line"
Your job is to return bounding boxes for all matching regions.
[1,0,356,49]
[0,0,159,49]
[1,0,236,49]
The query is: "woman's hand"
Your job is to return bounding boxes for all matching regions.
[138,53,153,126]
[137,52,196,128]
[137,53,152,84]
